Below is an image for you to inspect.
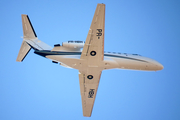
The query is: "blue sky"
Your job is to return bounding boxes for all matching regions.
[0,0,180,120]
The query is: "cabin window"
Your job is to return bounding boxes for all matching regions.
[68,41,73,43]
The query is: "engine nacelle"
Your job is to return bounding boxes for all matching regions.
[62,41,84,49]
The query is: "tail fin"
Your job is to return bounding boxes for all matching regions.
[16,15,52,62]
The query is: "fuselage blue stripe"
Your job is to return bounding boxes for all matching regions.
[34,50,148,63]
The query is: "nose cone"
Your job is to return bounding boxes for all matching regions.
[146,59,164,71]
[142,57,164,71]
[156,62,164,70]
[151,59,163,71]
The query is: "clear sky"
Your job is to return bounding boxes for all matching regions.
[0,0,180,120]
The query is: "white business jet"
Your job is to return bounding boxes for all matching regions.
[17,4,163,117]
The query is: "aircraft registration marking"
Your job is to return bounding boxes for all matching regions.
[97,29,102,39]
[88,89,95,98]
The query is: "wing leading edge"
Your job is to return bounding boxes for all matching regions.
[79,4,105,117]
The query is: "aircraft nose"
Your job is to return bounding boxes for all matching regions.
[157,63,163,70]
[155,62,164,70]
[147,59,164,71]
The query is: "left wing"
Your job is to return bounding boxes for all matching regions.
[79,68,102,117]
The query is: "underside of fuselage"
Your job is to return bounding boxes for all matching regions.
[34,50,163,71]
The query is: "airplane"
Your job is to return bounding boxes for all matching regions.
[16,4,163,117]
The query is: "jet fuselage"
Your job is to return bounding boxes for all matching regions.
[34,50,163,71]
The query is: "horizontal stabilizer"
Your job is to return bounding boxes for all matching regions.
[22,14,37,39]
[16,41,31,62]
[16,14,52,62]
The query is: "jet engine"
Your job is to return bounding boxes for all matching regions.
[52,41,85,52]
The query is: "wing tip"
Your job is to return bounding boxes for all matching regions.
[83,114,91,117]
[97,3,105,6]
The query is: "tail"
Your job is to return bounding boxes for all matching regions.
[16,14,52,62]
